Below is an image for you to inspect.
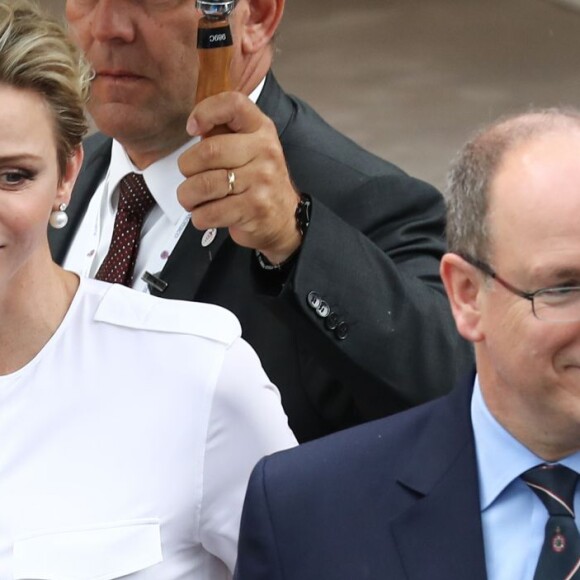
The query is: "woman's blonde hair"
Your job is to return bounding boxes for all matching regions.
[0,0,91,178]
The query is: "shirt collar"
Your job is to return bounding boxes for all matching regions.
[471,375,580,511]
[107,138,197,225]
[248,77,266,103]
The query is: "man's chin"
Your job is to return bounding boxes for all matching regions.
[88,102,154,141]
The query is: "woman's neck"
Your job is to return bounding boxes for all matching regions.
[0,262,78,375]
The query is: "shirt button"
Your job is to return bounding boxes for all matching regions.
[307,291,321,309]
[335,321,349,340]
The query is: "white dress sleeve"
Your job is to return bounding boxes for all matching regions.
[198,337,298,574]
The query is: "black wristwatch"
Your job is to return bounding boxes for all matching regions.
[255,193,312,271]
[295,193,311,237]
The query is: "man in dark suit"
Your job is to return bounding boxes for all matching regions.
[57,0,472,442]
[234,109,580,579]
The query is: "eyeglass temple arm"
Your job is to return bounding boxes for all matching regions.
[458,254,535,301]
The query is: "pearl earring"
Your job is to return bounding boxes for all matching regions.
[49,203,68,229]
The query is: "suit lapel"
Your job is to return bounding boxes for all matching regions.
[152,223,229,299]
[390,377,488,580]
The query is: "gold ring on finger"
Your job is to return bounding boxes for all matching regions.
[227,170,236,195]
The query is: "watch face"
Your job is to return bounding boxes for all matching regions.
[296,194,311,236]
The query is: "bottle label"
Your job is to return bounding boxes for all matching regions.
[197,26,233,49]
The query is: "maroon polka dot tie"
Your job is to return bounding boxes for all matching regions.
[95,173,156,286]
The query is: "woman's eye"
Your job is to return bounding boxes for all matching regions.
[0,170,34,187]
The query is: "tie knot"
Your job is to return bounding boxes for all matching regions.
[522,464,578,517]
[118,173,155,218]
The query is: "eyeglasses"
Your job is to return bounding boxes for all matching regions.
[461,255,580,323]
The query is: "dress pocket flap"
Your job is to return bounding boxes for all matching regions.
[13,519,162,580]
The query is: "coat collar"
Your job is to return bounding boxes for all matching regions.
[390,374,488,579]
[256,71,295,138]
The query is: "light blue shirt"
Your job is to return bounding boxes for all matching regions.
[471,377,580,580]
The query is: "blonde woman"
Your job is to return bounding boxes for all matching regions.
[0,2,296,578]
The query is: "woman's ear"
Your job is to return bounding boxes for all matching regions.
[440,253,486,343]
[55,144,84,208]
[237,0,284,55]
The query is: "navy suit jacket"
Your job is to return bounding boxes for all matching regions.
[49,72,473,443]
[234,375,488,580]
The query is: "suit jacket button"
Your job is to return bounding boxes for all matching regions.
[316,300,330,318]
[325,312,339,330]
[335,321,349,340]
[307,291,321,309]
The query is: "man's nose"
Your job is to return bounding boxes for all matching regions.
[91,0,136,43]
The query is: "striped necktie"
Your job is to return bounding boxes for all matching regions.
[522,464,580,580]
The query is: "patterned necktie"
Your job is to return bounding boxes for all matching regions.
[522,464,580,580]
[95,173,156,286]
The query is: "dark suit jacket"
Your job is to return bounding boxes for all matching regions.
[49,72,473,442]
[234,375,488,580]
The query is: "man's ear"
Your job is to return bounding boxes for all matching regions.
[237,0,284,55]
[55,145,84,208]
[440,253,485,343]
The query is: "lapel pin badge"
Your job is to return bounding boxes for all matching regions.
[202,228,217,247]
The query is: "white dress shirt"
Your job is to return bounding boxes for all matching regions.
[0,277,297,579]
[471,377,580,580]
[64,80,266,293]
